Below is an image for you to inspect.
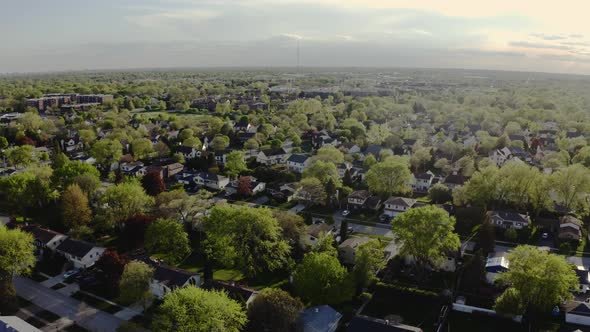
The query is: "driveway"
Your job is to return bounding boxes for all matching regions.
[332,210,393,238]
[14,276,125,332]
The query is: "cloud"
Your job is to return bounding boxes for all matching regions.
[509,41,572,51]
[530,33,566,40]
[125,9,219,29]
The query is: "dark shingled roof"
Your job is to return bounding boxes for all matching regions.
[150,263,198,288]
[22,225,64,245]
[287,154,310,163]
[261,148,287,156]
[56,238,97,258]
[204,280,257,304]
[349,190,372,200]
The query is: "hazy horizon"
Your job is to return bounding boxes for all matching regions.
[4,0,590,75]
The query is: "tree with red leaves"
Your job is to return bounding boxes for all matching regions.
[141,170,166,196]
[16,136,36,147]
[237,176,253,196]
[121,214,154,250]
[94,249,128,297]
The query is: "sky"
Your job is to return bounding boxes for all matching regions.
[3,0,590,74]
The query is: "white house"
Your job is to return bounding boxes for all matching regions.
[225,176,266,195]
[22,225,68,255]
[485,252,510,284]
[56,239,105,269]
[565,301,590,326]
[347,190,372,210]
[149,263,201,299]
[338,236,372,265]
[287,154,312,173]
[256,148,290,166]
[300,223,333,248]
[412,171,435,192]
[489,147,512,166]
[383,197,417,217]
[120,161,147,177]
[487,210,530,230]
[61,137,84,153]
[194,172,230,190]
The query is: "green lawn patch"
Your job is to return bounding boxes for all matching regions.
[30,273,48,282]
[50,283,66,290]
[213,269,245,281]
[447,311,524,332]
[177,253,205,273]
[36,309,60,322]
[71,291,121,314]
[362,282,443,332]
[25,316,46,328]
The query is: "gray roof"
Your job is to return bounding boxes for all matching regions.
[287,154,310,163]
[384,197,416,208]
[56,238,99,258]
[299,305,342,332]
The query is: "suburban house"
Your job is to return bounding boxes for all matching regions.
[204,280,259,306]
[576,268,590,294]
[148,262,202,299]
[287,154,312,173]
[21,225,68,258]
[559,215,583,241]
[487,210,530,229]
[298,305,342,332]
[412,171,435,192]
[176,146,199,159]
[120,161,147,177]
[347,190,372,210]
[443,172,466,190]
[300,223,333,248]
[256,148,290,166]
[485,252,510,284]
[194,172,230,190]
[338,236,372,265]
[347,315,423,332]
[489,147,513,166]
[225,176,266,195]
[233,120,258,133]
[61,136,84,153]
[383,197,417,217]
[56,238,105,269]
[564,301,590,327]
[0,316,43,332]
[337,162,352,178]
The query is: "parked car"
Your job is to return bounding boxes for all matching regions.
[342,210,350,216]
[379,214,390,222]
[63,269,80,279]
[542,232,549,239]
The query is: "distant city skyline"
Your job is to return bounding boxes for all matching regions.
[3,0,590,74]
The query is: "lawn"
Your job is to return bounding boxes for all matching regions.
[71,291,122,314]
[362,283,443,332]
[447,312,525,332]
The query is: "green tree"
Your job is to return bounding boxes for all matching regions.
[453,166,499,209]
[495,245,578,315]
[91,138,123,170]
[155,189,212,226]
[311,232,338,257]
[98,181,154,228]
[313,146,344,164]
[292,252,354,305]
[363,154,377,168]
[119,261,154,309]
[183,137,202,149]
[428,183,452,204]
[353,239,386,289]
[391,206,460,276]
[224,151,248,179]
[4,145,34,168]
[204,205,290,277]
[145,219,191,264]
[247,288,304,332]
[61,184,92,229]
[366,157,412,197]
[549,164,590,214]
[298,177,327,207]
[73,173,102,197]
[152,286,247,332]
[0,225,35,312]
[410,147,432,171]
[131,138,154,160]
[303,160,341,186]
[52,156,100,188]
[273,210,306,250]
[211,135,230,151]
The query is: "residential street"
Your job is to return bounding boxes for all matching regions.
[13,276,125,332]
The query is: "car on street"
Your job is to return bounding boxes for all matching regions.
[341,210,350,216]
[379,214,390,223]
[542,232,549,239]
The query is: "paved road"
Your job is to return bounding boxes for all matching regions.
[331,210,393,237]
[14,276,125,332]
